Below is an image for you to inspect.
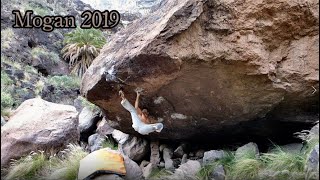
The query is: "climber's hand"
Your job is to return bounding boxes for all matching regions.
[119,90,125,99]
[135,87,144,95]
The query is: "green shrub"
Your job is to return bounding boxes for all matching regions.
[1,28,14,49]
[1,71,13,89]
[62,28,106,77]
[1,56,22,70]
[22,2,51,16]
[76,96,100,112]
[47,75,80,89]
[1,91,14,111]
[31,47,60,65]
[35,80,45,96]
[101,138,118,150]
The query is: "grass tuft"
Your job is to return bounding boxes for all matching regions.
[5,151,49,180]
[261,146,305,173]
[46,144,88,180]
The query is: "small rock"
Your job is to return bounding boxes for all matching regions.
[195,149,205,158]
[78,107,101,142]
[93,174,124,180]
[163,147,174,171]
[159,162,165,168]
[203,150,225,165]
[280,143,303,154]
[141,163,155,178]
[150,141,160,165]
[305,144,319,179]
[172,160,201,179]
[112,129,129,144]
[310,123,319,136]
[189,152,195,157]
[159,144,166,152]
[96,117,115,136]
[88,133,105,152]
[211,165,225,180]
[173,158,181,168]
[123,155,144,180]
[174,144,185,158]
[235,142,259,159]
[181,154,188,164]
[1,117,6,126]
[122,136,148,162]
[140,160,150,169]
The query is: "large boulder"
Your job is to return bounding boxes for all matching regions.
[81,0,319,140]
[1,98,79,167]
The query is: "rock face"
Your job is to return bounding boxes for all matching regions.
[81,0,319,140]
[1,98,79,167]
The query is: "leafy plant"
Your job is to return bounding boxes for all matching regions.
[62,28,106,77]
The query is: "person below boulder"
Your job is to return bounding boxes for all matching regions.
[119,89,163,135]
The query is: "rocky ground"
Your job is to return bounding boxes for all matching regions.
[1,0,319,179]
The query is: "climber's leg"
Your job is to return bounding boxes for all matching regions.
[138,123,164,135]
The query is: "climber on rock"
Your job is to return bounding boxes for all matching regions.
[119,88,163,135]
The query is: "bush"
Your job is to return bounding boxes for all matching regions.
[76,96,100,112]
[31,47,60,65]
[62,28,106,77]
[1,71,13,89]
[1,91,14,112]
[1,28,14,49]
[47,75,80,89]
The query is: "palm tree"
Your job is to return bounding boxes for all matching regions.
[62,28,106,77]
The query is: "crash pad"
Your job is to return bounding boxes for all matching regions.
[78,148,126,180]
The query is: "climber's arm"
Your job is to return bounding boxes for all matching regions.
[135,90,143,115]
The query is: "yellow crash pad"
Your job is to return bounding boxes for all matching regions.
[78,148,126,180]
